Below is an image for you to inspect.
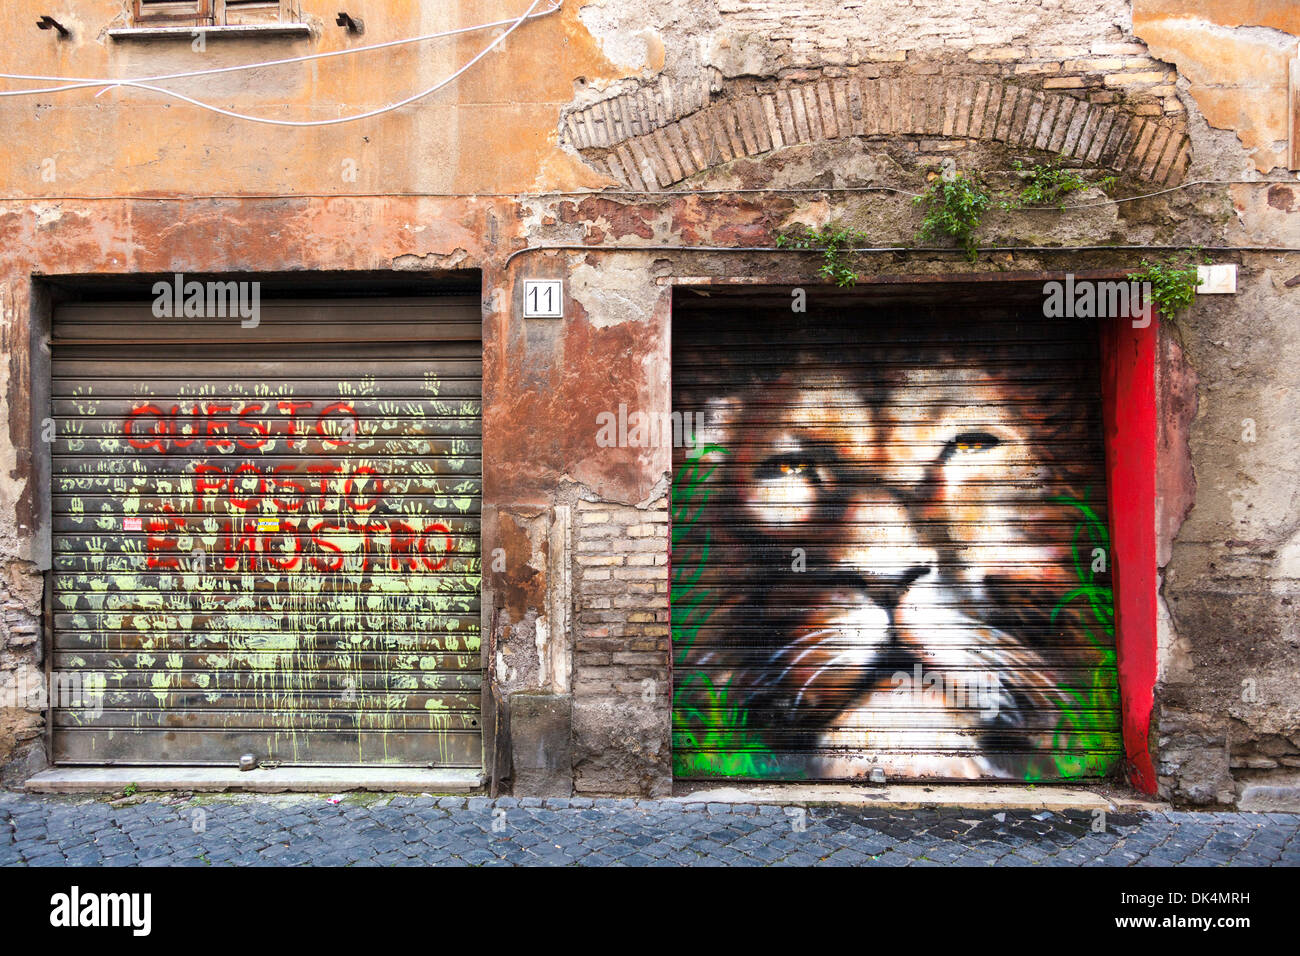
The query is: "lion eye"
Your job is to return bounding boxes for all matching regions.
[948,431,1001,454]
[757,456,817,480]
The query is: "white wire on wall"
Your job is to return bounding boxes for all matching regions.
[1,1,1292,203]
[0,0,561,127]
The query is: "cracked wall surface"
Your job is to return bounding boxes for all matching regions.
[1133,0,1299,173]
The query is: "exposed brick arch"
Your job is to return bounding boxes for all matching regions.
[563,73,1190,190]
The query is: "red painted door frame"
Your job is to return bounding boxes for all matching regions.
[1099,307,1159,794]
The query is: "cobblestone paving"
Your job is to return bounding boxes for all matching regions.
[1,792,1297,866]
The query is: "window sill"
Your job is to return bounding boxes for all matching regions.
[108,23,312,41]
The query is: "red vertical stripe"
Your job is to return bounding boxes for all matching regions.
[1101,308,1158,794]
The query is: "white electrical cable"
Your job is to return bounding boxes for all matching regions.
[0,0,559,127]
[4,4,1282,207]
[2,2,563,95]
[1,2,561,94]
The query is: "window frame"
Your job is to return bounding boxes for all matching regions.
[132,0,214,27]
[132,0,295,27]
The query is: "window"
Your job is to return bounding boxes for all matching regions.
[133,1,212,26]
[133,1,295,27]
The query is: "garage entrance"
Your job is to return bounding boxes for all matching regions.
[50,295,482,767]
[671,284,1122,782]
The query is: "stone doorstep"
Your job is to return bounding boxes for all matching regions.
[20,767,486,795]
[17,770,1171,811]
[669,783,1168,813]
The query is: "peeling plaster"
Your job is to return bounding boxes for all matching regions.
[393,248,470,271]
[566,260,661,328]
[1134,2,1300,172]
[578,2,664,73]
[0,283,20,555]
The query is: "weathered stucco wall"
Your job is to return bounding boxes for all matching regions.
[0,1,619,196]
[0,0,1297,804]
[1133,0,1299,173]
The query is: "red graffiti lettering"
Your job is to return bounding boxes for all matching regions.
[131,395,459,581]
[271,464,306,512]
[204,403,234,450]
[228,464,265,511]
[309,519,344,572]
[237,403,268,450]
[125,400,357,454]
[277,401,314,451]
[144,504,184,569]
[125,404,167,453]
[306,462,343,509]
[419,523,454,571]
[344,466,383,513]
[316,401,361,447]
[193,464,227,510]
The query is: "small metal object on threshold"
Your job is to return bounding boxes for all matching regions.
[239,753,257,772]
[869,768,887,784]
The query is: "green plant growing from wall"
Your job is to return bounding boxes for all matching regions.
[913,171,991,261]
[775,225,872,287]
[1003,157,1117,209]
[776,159,1126,275]
[1127,248,1208,319]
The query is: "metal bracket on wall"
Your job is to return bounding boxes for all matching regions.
[37,16,70,38]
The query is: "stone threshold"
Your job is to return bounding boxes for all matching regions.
[670,782,1168,813]
[22,767,485,795]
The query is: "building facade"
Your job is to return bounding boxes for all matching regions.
[0,0,1297,807]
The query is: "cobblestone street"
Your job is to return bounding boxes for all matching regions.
[2,792,1297,867]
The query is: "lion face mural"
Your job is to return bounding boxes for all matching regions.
[671,309,1120,782]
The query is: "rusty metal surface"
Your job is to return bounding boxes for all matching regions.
[671,292,1121,782]
[50,300,483,767]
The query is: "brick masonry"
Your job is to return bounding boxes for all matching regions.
[563,45,1189,188]
[570,497,671,796]
[573,498,670,697]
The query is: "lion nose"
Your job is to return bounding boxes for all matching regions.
[885,564,933,591]
[840,492,938,606]
[860,564,932,608]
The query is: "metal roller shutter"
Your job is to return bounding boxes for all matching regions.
[50,297,482,767]
[671,288,1122,782]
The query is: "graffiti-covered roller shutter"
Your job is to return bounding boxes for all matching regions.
[51,298,482,767]
[672,287,1122,782]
